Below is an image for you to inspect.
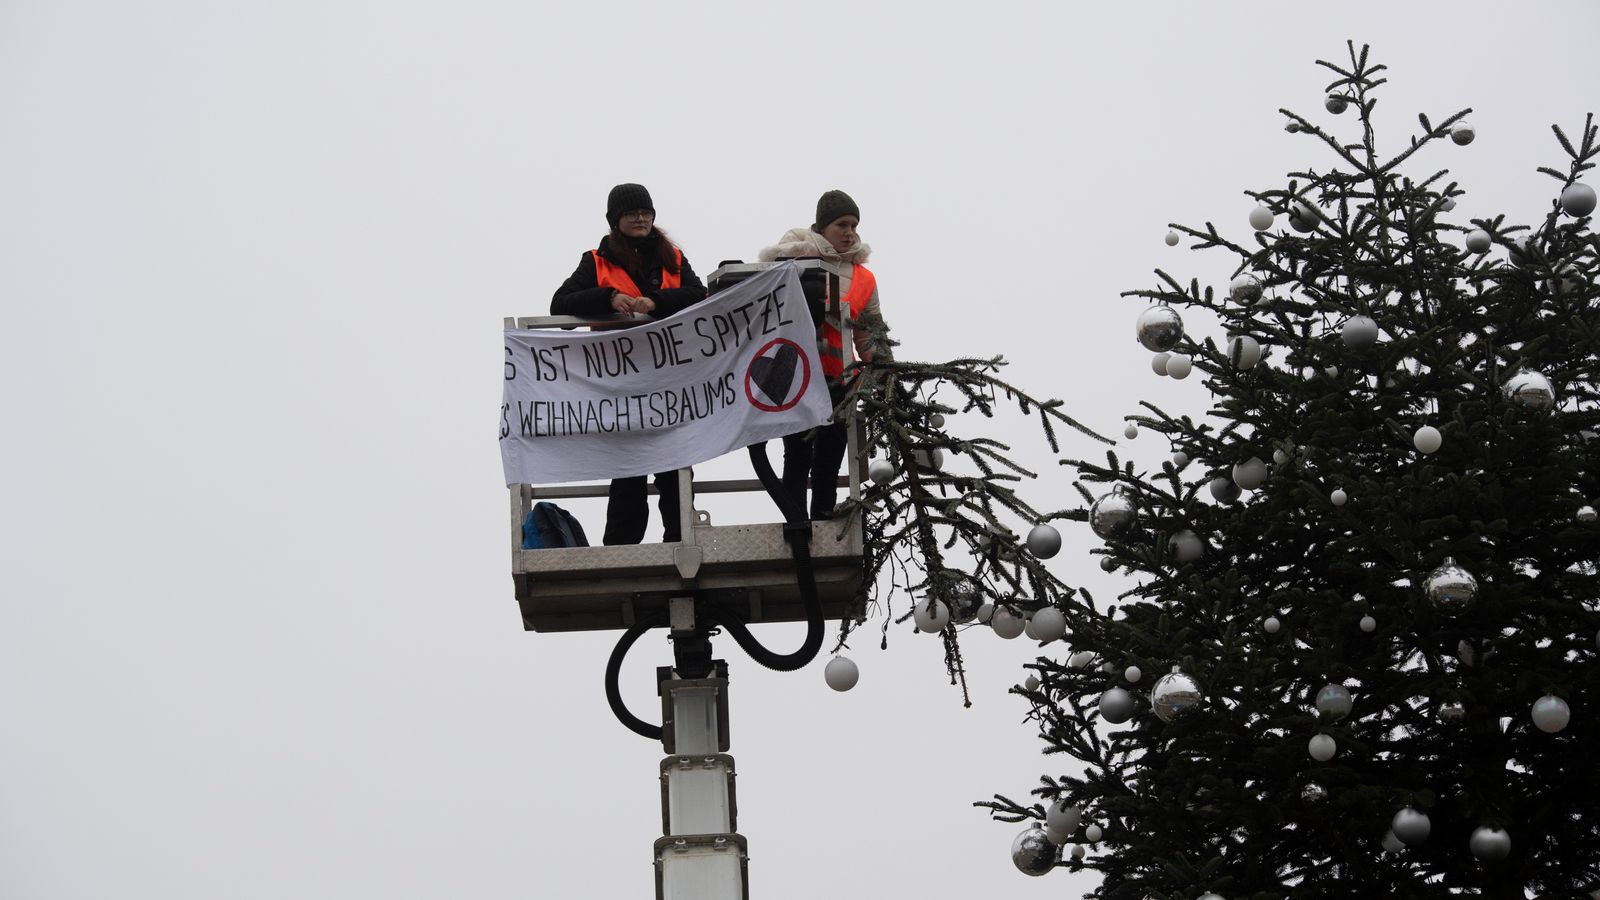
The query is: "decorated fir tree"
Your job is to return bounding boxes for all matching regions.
[831,353,1112,703]
[964,44,1600,898]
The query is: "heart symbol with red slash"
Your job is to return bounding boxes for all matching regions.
[750,342,799,405]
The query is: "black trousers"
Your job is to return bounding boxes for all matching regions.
[781,420,849,520]
[603,470,682,545]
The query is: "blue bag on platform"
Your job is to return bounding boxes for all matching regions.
[520,501,590,550]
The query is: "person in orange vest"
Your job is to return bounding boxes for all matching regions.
[552,183,707,544]
[758,189,892,520]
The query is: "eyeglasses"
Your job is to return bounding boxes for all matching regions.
[620,209,655,220]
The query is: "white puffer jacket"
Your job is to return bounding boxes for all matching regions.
[758,227,890,364]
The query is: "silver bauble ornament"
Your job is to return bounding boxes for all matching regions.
[1089,489,1138,540]
[1046,800,1080,835]
[1289,201,1319,233]
[1229,273,1264,304]
[1027,523,1062,559]
[1249,205,1275,230]
[1209,477,1241,504]
[1011,823,1060,876]
[975,602,995,624]
[1099,557,1118,572]
[1325,93,1349,114]
[1450,121,1476,145]
[1507,233,1538,267]
[1068,650,1096,669]
[1381,830,1405,853]
[1439,701,1466,724]
[1263,616,1281,634]
[1070,844,1086,859]
[1285,120,1302,133]
[1577,506,1597,523]
[824,656,859,691]
[1393,808,1431,845]
[1151,667,1202,721]
[1360,615,1377,633]
[1227,334,1262,368]
[1532,695,1571,733]
[1151,352,1171,376]
[1301,782,1327,803]
[1169,529,1203,563]
[1273,449,1289,465]
[1022,614,1045,642]
[1502,369,1555,411]
[1315,683,1353,720]
[1424,557,1478,615]
[1164,229,1180,247]
[1124,665,1143,684]
[1165,353,1193,379]
[1469,826,1511,861]
[1123,422,1139,440]
[1562,182,1597,217]
[948,577,982,624]
[1465,228,1492,253]
[1342,314,1379,348]
[928,412,946,428]
[1136,305,1184,352]
[991,606,1026,640]
[1441,197,1457,212]
[1308,733,1337,762]
[1030,606,1067,643]
[1553,263,1585,295]
[1171,451,1189,468]
[1232,456,1268,491]
[1084,824,1103,842]
[868,458,897,485]
[1414,425,1442,454]
[1331,488,1348,506]
[1023,674,1040,691]
[912,447,946,470]
[913,599,950,633]
[1099,687,1135,724]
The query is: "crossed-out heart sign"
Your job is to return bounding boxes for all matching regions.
[744,338,809,411]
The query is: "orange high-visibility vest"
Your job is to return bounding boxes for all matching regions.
[591,246,682,297]
[820,264,876,378]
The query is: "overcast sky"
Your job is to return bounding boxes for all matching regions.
[3,2,1596,898]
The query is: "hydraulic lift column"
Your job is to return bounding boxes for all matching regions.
[653,597,747,900]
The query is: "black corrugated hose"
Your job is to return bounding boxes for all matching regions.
[705,442,825,672]
[601,441,828,738]
[604,612,666,741]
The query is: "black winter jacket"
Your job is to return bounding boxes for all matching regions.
[551,233,707,318]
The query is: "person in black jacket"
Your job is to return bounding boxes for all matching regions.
[551,183,707,545]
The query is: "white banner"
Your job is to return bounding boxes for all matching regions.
[500,262,834,485]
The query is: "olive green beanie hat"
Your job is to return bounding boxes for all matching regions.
[812,190,860,232]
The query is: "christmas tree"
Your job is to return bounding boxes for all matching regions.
[975,43,1599,898]
[831,353,1112,704]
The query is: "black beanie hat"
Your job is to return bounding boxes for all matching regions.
[812,189,860,232]
[607,183,654,228]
